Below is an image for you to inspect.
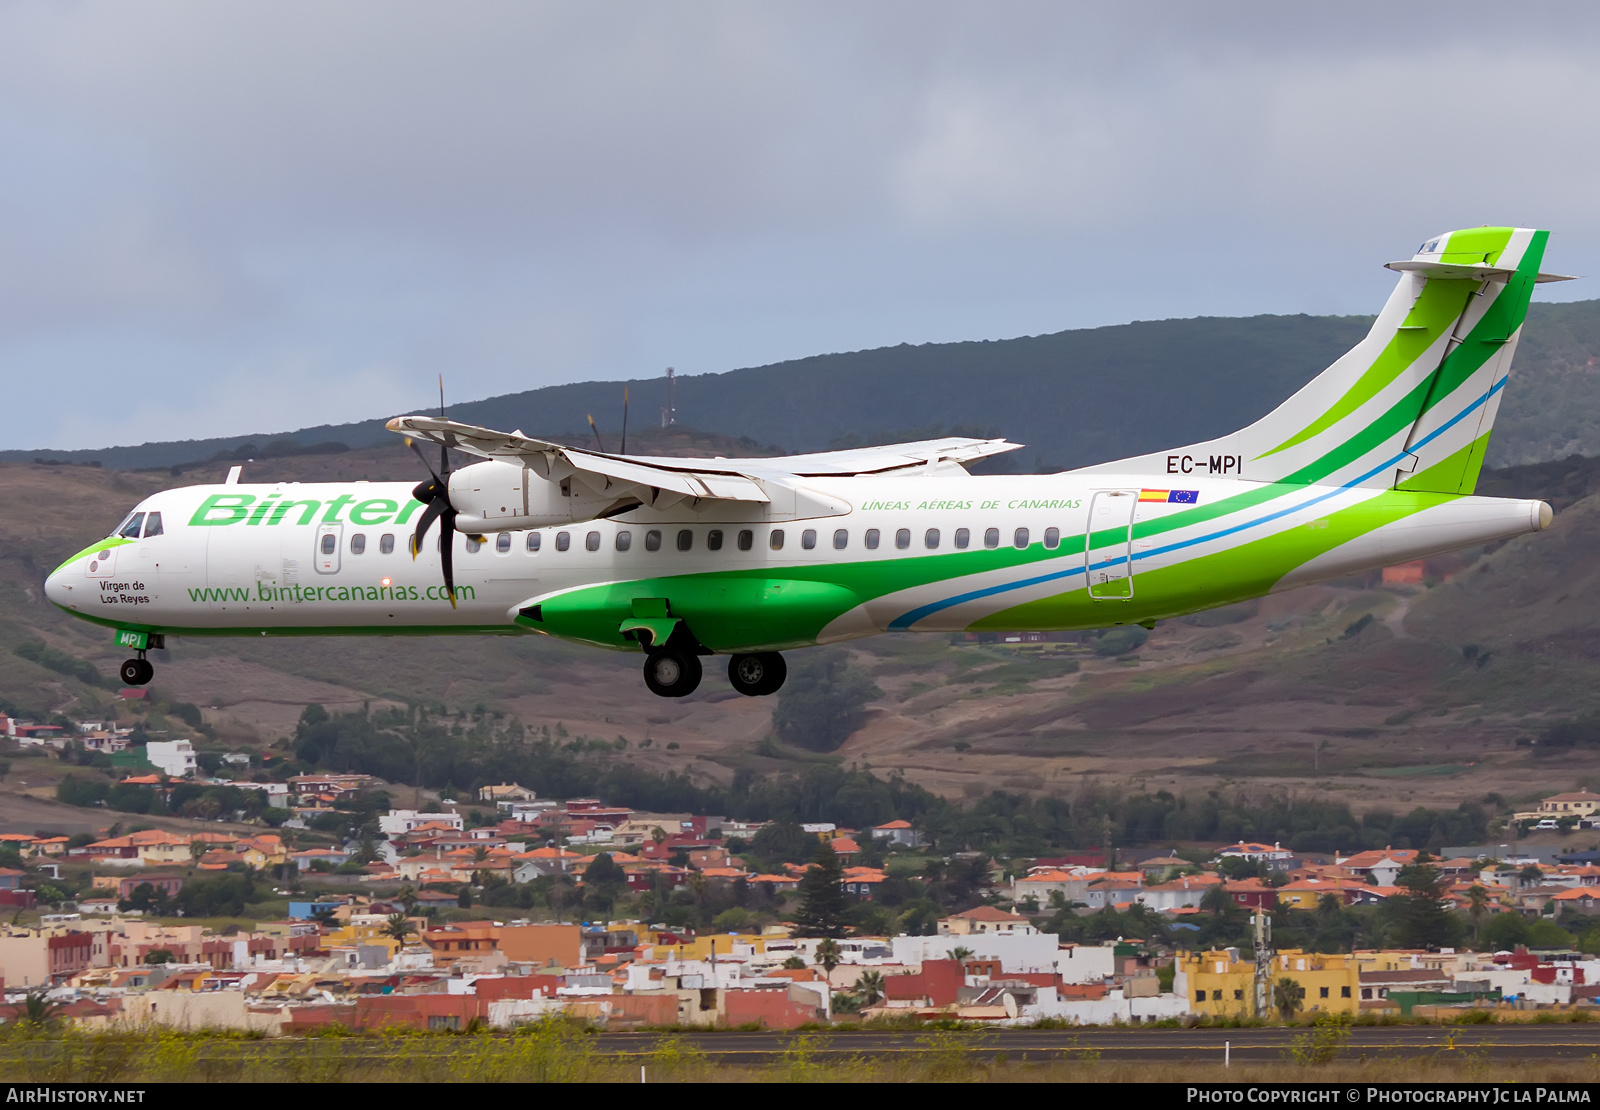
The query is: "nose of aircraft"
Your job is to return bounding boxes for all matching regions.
[44,561,75,610]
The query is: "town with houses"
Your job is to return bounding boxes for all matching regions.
[6,713,1600,1035]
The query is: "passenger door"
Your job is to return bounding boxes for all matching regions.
[1085,490,1137,599]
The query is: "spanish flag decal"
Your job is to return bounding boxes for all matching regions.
[1140,489,1199,504]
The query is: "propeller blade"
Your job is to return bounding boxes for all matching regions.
[405,437,441,483]
[438,375,450,476]
[620,386,629,456]
[440,507,458,609]
[410,497,444,559]
[587,414,605,453]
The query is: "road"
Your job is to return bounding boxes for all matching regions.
[592,1024,1600,1062]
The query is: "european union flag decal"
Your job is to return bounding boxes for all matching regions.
[1168,490,1199,504]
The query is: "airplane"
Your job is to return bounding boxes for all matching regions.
[45,226,1571,699]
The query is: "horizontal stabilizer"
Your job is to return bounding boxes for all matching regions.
[1385,259,1575,284]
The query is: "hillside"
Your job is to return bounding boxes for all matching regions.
[15,299,1600,473]
[7,443,1600,828]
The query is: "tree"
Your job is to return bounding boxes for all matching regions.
[1200,883,1234,916]
[19,989,59,1030]
[782,956,807,970]
[582,852,628,919]
[855,970,886,1006]
[791,845,849,938]
[1466,885,1492,945]
[1274,976,1305,1020]
[1390,863,1458,949]
[145,949,175,965]
[381,913,413,946]
[949,946,974,963]
[772,650,882,752]
[750,822,822,865]
[815,938,842,976]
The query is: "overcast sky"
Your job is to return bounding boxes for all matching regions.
[5,1,1600,450]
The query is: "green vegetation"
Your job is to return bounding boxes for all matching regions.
[772,649,883,752]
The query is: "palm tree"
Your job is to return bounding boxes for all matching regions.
[815,938,842,976]
[20,990,59,1030]
[854,970,886,1007]
[381,912,413,946]
[949,945,974,963]
[1274,976,1305,1021]
[1467,884,1492,946]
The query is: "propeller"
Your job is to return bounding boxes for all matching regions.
[587,385,631,455]
[405,376,460,609]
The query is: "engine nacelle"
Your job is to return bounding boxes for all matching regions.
[448,460,618,531]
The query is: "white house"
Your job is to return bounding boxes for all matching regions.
[870,820,924,848]
[144,740,196,778]
[378,810,465,836]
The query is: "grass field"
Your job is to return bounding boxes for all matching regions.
[4,1025,1600,1084]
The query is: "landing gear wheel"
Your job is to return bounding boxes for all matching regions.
[728,652,786,696]
[120,658,153,686]
[643,647,702,698]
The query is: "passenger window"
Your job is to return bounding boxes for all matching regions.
[466,535,483,553]
[984,527,1000,549]
[556,531,571,552]
[801,529,817,550]
[895,528,911,550]
[865,528,880,550]
[616,530,632,552]
[954,527,969,549]
[1044,527,1060,550]
[496,533,512,553]
[737,529,753,551]
[1014,527,1030,549]
[320,534,337,555]
[707,529,723,551]
[645,530,662,552]
[526,532,541,552]
[586,531,601,551]
[142,512,164,538]
[350,534,366,555]
[833,529,848,550]
[119,513,145,539]
[925,528,940,549]
[770,529,785,550]
[677,529,693,552]
[380,534,395,555]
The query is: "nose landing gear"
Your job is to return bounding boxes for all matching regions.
[728,652,786,696]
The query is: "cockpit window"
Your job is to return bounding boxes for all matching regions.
[142,512,163,538]
[117,513,145,539]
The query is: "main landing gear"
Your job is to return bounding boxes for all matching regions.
[643,646,703,698]
[119,655,154,686]
[640,647,788,698]
[728,652,786,697]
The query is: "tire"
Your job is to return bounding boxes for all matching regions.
[120,659,152,686]
[643,647,702,698]
[729,652,786,696]
[136,659,155,685]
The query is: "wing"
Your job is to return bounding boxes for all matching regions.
[386,416,1020,505]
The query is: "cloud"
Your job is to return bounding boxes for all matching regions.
[3,1,1599,448]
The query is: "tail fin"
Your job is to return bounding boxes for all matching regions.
[1082,227,1567,494]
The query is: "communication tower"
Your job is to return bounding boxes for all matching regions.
[661,366,676,428]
